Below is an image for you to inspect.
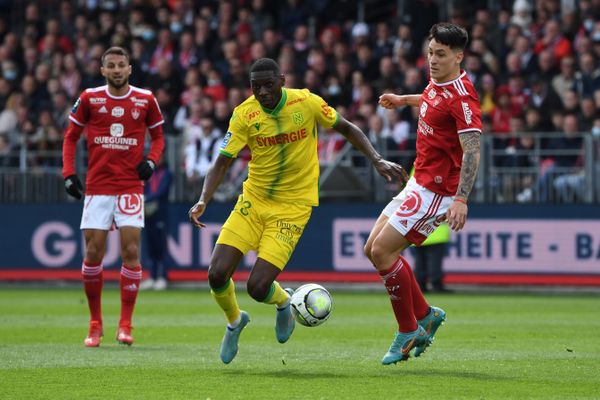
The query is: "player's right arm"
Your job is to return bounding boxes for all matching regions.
[188,154,235,228]
[188,109,248,228]
[62,94,89,199]
[378,94,422,109]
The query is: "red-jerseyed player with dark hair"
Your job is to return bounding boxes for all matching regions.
[62,46,165,347]
[365,23,482,364]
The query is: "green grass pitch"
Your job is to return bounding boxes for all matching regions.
[1,287,599,399]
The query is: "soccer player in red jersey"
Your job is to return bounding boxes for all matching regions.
[62,47,165,347]
[365,23,482,364]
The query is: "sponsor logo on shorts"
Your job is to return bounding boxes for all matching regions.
[395,191,422,218]
[117,194,143,215]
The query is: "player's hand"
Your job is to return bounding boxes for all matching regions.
[446,199,468,231]
[373,159,409,185]
[64,175,83,200]
[188,200,207,228]
[136,158,155,180]
[378,94,404,109]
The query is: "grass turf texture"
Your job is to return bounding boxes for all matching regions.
[1,288,599,399]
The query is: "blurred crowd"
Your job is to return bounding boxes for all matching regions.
[0,0,599,202]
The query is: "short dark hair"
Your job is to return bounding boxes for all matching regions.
[428,23,468,51]
[101,46,130,65]
[249,58,281,76]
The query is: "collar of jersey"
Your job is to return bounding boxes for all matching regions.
[259,88,287,116]
[431,70,466,87]
[104,85,133,99]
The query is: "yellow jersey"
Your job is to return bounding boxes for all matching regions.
[220,88,339,206]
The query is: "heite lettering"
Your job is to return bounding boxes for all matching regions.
[256,128,307,147]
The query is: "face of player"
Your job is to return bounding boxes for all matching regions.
[250,71,285,110]
[427,39,463,83]
[101,54,132,90]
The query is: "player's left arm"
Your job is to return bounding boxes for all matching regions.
[333,115,409,184]
[446,130,480,231]
[145,96,166,164]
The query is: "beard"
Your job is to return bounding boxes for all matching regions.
[107,76,129,89]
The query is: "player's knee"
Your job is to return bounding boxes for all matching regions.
[121,243,139,263]
[370,238,389,267]
[246,281,270,302]
[207,265,228,289]
[363,242,373,262]
[85,244,104,264]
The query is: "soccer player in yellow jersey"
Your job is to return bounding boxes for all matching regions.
[188,58,408,364]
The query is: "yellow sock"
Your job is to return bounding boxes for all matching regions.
[211,279,241,324]
[263,281,290,308]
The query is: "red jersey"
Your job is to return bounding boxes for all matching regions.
[413,71,482,195]
[62,85,165,195]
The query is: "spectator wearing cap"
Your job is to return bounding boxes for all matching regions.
[511,0,533,32]
[351,22,370,49]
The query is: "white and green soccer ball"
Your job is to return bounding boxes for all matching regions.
[290,283,333,327]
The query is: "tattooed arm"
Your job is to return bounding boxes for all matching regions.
[446,130,481,231]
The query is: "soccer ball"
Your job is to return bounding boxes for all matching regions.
[290,283,333,327]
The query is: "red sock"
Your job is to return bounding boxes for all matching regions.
[81,261,103,323]
[379,257,417,333]
[119,264,142,327]
[400,256,430,320]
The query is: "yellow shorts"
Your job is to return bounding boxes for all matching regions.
[216,191,312,269]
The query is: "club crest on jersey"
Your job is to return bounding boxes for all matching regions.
[131,108,140,120]
[427,88,437,99]
[110,123,124,137]
[112,106,124,117]
[433,97,442,107]
[292,111,304,125]
[420,102,428,118]
[395,191,422,218]
[461,101,473,124]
